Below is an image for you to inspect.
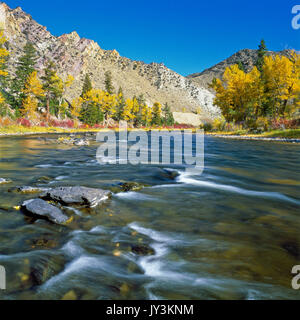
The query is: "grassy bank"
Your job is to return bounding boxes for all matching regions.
[0,124,197,136]
[1,125,300,139]
[206,129,300,139]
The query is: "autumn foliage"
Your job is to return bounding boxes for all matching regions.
[211,51,300,130]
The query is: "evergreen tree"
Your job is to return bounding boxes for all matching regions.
[81,74,92,97]
[237,61,245,72]
[104,71,114,94]
[79,101,103,126]
[41,60,61,120]
[114,86,125,121]
[255,39,267,72]
[10,42,37,110]
[151,102,162,126]
[163,103,174,126]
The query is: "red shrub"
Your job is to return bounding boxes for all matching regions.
[48,119,76,128]
[17,118,31,127]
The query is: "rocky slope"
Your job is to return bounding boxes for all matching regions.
[187,48,295,89]
[0,2,221,119]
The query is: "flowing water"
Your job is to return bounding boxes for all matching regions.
[0,133,299,300]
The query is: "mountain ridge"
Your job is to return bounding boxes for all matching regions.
[0,2,220,119]
[187,48,296,89]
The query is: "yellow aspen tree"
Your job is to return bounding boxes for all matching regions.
[141,104,152,126]
[152,102,162,125]
[0,30,9,77]
[211,64,262,123]
[71,97,83,118]
[21,71,44,120]
[262,54,300,116]
[122,98,135,122]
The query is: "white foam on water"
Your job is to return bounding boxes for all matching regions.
[35,164,53,168]
[129,222,175,243]
[62,240,84,257]
[177,171,300,205]
[115,192,157,201]
[90,225,109,234]
[55,175,68,180]
[40,255,103,290]
[128,223,198,286]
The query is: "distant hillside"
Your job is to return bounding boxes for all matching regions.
[186,49,295,89]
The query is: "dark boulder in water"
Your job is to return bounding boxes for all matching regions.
[21,198,69,224]
[281,241,300,259]
[40,186,111,207]
[161,168,179,180]
[131,244,155,256]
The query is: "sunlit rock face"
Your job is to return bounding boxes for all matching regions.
[0,2,220,120]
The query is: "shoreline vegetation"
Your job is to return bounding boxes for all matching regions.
[0,35,299,143]
[1,125,300,142]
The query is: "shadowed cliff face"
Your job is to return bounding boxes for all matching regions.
[187,48,295,90]
[0,2,221,119]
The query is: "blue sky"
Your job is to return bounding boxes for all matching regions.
[4,0,300,76]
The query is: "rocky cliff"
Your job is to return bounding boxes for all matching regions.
[0,2,221,119]
[187,48,295,90]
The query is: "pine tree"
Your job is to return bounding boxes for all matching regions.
[114,87,125,121]
[255,39,267,72]
[152,102,162,126]
[163,103,174,126]
[81,74,92,97]
[104,71,114,94]
[10,42,37,110]
[237,61,245,72]
[41,60,61,120]
[79,101,103,126]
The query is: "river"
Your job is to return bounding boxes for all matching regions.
[0,133,299,299]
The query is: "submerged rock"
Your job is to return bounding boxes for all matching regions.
[8,186,50,194]
[36,176,52,183]
[21,198,69,224]
[161,168,179,180]
[40,186,111,207]
[74,138,89,146]
[131,244,155,256]
[281,241,300,259]
[56,137,89,146]
[111,182,150,193]
[0,178,12,184]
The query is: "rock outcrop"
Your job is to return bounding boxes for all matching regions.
[0,2,220,119]
[21,198,69,224]
[40,186,111,207]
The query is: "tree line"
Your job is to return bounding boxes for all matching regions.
[210,40,300,131]
[0,31,174,127]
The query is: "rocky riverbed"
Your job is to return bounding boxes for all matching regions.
[0,133,299,300]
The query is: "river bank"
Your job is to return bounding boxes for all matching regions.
[1,126,300,143]
[206,133,300,143]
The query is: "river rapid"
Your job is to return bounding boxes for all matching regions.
[0,133,299,300]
